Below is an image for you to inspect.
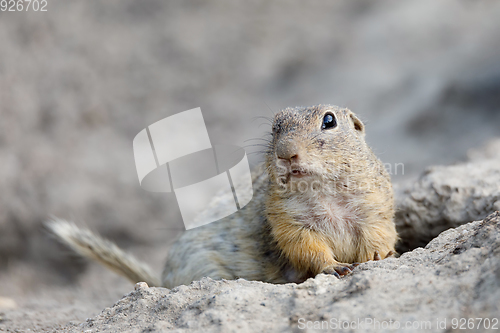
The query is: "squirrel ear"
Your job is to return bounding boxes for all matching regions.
[350,114,365,135]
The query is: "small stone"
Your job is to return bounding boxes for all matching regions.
[0,297,17,310]
[135,282,149,290]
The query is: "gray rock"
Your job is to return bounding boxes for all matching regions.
[60,212,500,333]
[395,142,500,252]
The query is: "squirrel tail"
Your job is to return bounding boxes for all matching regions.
[46,218,161,287]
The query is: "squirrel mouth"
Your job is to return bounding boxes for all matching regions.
[275,160,312,182]
[282,168,310,182]
[278,168,314,186]
[290,169,308,178]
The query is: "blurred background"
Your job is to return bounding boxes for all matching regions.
[1,0,500,330]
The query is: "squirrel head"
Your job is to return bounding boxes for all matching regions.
[266,105,371,195]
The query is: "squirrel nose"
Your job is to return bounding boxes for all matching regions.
[276,140,300,161]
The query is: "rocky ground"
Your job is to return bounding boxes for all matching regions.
[55,211,500,333]
[2,0,500,332]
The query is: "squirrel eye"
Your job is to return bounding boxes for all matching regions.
[321,113,337,130]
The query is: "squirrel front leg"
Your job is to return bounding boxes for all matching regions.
[271,220,356,278]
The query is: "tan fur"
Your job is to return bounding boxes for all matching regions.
[48,105,398,288]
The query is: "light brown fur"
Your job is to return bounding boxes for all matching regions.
[48,105,398,288]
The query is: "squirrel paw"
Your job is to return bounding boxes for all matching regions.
[385,250,396,258]
[373,250,396,261]
[321,263,359,278]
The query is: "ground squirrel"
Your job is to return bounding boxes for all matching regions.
[48,105,398,288]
